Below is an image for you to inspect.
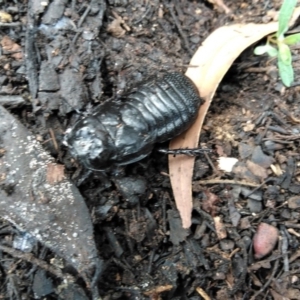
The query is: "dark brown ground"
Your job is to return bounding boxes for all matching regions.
[1,0,300,299]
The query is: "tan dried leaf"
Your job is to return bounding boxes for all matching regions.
[1,35,23,60]
[168,7,300,228]
[246,160,268,181]
[213,216,227,240]
[0,11,12,23]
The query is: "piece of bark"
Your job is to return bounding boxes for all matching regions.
[0,105,100,276]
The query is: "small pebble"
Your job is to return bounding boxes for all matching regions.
[289,184,300,194]
[115,177,147,206]
[253,223,278,259]
[247,199,262,213]
[251,146,274,168]
[288,196,300,209]
[242,235,252,249]
[263,140,284,152]
[280,208,291,220]
[220,239,234,251]
[190,35,200,44]
[241,187,262,201]
[239,217,251,229]
[238,143,253,159]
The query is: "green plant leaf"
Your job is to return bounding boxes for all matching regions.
[266,46,278,57]
[254,44,278,57]
[277,0,297,39]
[284,33,300,45]
[278,55,294,87]
[254,45,269,55]
[278,42,292,65]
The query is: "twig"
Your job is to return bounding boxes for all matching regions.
[280,226,290,272]
[0,244,75,281]
[0,95,25,107]
[8,275,21,300]
[162,192,168,234]
[49,128,59,151]
[243,177,277,198]
[166,1,193,56]
[194,179,260,187]
[229,239,248,296]
[77,5,91,28]
[250,258,279,300]
[0,22,22,27]
[204,151,218,174]
[26,0,39,100]
[132,0,152,24]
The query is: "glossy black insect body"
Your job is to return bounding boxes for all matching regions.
[64,72,202,170]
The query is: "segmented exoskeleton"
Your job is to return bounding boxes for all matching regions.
[64,72,202,170]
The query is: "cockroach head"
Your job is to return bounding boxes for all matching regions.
[64,117,115,170]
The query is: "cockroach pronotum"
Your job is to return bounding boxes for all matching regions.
[64,72,203,170]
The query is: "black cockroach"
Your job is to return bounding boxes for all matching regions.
[64,72,203,170]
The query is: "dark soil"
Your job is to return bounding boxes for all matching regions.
[1,0,300,299]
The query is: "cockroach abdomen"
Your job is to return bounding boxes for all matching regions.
[64,72,202,170]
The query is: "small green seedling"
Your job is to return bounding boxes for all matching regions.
[254,0,300,87]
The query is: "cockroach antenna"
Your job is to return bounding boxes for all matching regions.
[157,148,212,157]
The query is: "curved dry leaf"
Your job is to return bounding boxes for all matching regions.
[169,7,300,228]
